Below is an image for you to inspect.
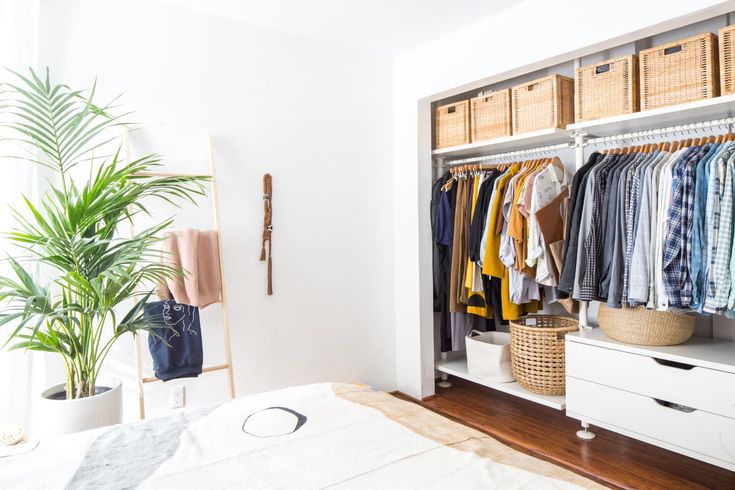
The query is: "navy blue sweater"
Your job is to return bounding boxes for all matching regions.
[144,300,203,381]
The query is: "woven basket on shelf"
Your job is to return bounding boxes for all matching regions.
[470,89,512,142]
[720,25,735,96]
[640,33,719,111]
[575,55,639,122]
[435,100,470,149]
[511,74,574,134]
[597,304,695,346]
[509,315,578,396]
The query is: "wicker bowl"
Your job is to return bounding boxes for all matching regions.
[597,304,695,346]
[509,316,578,396]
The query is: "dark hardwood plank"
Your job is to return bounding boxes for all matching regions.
[393,378,735,489]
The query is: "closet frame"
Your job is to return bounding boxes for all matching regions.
[123,130,236,419]
[433,113,735,420]
[416,6,735,472]
[432,98,735,399]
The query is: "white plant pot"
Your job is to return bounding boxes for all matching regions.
[38,377,122,437]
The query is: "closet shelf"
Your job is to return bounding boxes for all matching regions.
[568,93,735,137]
[431,128,569,158]
[435,356,566,410]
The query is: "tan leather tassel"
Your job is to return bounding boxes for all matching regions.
[260,174,273,295]
[267,256,273,295]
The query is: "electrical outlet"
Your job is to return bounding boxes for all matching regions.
[170,385,186,409]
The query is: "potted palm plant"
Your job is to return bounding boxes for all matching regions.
[0,69,206,435]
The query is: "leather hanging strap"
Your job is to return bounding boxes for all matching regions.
[260,174,273,295]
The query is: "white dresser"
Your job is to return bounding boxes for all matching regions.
[566,329,735,471]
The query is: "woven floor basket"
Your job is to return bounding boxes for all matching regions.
[509,316,578,396]
[598,304,695,346]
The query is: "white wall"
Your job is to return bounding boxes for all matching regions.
[38,0,395,421]
[393,0,735,399]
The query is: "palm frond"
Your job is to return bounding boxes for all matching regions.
[0,68,208,398]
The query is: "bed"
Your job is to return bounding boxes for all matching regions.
[0,383,600,489]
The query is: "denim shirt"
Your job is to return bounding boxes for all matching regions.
[691,142,730,310]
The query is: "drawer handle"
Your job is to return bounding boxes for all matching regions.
[653,398,696,413]
[653,357,695,370]
[594,63,611,75]
[664,45,683,55]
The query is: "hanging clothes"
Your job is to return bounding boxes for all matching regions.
[558,152,602,296]
[452,173,485,349]
[464,173,493,318]
[466,171,504,319]
[691,143,727,309]
[449,176,469,313]
[560,135,735,317]
[432,169,452,312]
[627,150,669,304]
[481,165,521,322]
[702,145,735,313]
[598,153,628,300]
[432,171,455,353]
[527,158,568,285]
[431,158,571,352]
[481,164,519,278]
[535,189,569,285]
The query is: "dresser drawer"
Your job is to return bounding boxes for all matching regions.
[567,377,735,466]
[566,340,735,419]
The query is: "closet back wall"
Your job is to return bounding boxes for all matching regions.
[39,0,395,420]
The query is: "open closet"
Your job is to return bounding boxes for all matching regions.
[428,10,735,472]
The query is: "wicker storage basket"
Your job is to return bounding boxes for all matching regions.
[512,75,574,134]
[509,315,578,396]
[575,55,639,122]
[720,25,735,96]
[640,33,719,111]
[470,89,512,142]
[435,100,470,149]
[597,304,695,346]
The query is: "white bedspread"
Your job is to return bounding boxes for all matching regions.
[0,383,599,489]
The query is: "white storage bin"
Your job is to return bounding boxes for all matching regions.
[466,330,515,383]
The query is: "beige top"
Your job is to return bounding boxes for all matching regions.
[158,229,222,308]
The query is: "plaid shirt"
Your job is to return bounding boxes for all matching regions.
[663,147,705,307]
[704,150,734,313]
[622,152,653,304]
[681,147,709,307]
[691,143,727,309]
[703,149,723,311]
[628,152,670,305]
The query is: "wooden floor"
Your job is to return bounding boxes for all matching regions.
[394,378,735,489]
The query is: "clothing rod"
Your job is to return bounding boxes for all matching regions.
[436,142,573,167]
[435,115,735,168]
[584,117,735,146]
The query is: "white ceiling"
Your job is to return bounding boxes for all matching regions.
[156,0,522,56]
